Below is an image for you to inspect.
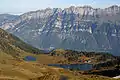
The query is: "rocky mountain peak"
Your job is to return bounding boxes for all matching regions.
[108,5,119,9]
[15,5,120,21]
[0,5,120,55]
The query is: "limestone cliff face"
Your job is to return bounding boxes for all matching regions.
[1,5,120,55]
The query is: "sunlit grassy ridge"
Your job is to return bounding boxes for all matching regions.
[0,28,42,58]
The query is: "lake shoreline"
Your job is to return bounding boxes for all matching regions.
[48,63,93,71]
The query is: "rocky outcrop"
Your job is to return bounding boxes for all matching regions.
[1,5,120,55]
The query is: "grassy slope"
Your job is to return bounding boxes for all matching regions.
[11,34,43,54]
[0,28,43,58]
[1,55,119,80]
[0,28,60,80]
[0,28,62,80]
[0,50,120,80]
[0,29,120,80]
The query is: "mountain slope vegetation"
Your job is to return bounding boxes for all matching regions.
[0,28,42,58]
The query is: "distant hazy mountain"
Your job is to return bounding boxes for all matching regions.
[0,14,19,27]
[1,5,120,55]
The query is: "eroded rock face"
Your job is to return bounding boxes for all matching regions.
[1,5,120,55]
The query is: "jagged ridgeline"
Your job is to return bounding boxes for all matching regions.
[0,28,42,57]
[1,5,120,55]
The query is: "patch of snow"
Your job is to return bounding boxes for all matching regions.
[88,27,92,33]
[55,21,62,28]
[32,30,35,32]
[38,29,43,32]
[17,29,20,32]
[81,39,86,44]
[111,34,116,36]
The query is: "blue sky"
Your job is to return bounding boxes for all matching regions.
[0,0,120,14]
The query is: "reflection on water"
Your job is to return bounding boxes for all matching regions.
[48,64,93,71]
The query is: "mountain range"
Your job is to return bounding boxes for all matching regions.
[0,5,120,55]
